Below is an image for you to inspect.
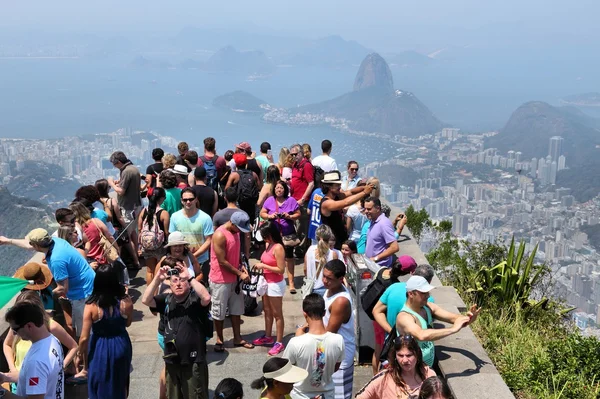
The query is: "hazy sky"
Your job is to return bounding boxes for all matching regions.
[2,0,599,51]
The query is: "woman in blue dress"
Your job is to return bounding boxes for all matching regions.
[79,264,133,399]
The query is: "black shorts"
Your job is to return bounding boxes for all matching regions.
[283,245,294,259]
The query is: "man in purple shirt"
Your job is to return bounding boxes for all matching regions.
[364,197,399,266]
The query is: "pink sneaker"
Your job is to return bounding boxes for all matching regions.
[253,335,275,346]
[268,342,284,356]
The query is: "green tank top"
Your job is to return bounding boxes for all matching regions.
[400,305,435,367]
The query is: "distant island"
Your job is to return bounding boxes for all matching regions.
[561,92,600,107]
[262,53,444,138]
[212,91,270,113]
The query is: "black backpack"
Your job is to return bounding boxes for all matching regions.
[200,155,219,191]
[237,169,259,202]
[361,268,393,320]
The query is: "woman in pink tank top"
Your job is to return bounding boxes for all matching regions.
[252,221,287,356]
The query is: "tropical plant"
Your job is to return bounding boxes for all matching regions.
[404,205,430,243]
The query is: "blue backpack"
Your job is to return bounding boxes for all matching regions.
[201,155,219,191]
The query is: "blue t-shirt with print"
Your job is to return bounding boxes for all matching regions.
[47,237,95,300]
[169,209,214,263]
[307,188,324,240]
[380,282,434,329]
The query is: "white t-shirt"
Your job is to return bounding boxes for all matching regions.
[284,332,345,399]
[17,335,64,399]
[311,155,337,172]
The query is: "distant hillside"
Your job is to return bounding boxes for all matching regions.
[561,92,600,107]
[129,56,172,69]
[212,91,268,113]
[0,186,55,275]
[6,161,81,208]
[486,101,600,165]
[377,164,419,187]
[203,46,274,75]
[294,53,444,137]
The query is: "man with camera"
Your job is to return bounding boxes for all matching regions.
[142,259,211,399]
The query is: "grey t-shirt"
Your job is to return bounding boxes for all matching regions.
[212,207,248,229]
[118,163,141,211]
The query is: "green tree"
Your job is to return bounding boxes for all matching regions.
[404,205,430,243]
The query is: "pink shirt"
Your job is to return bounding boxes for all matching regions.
[209,226,241,284]
[260,244,284,284]
[356,367,436,399]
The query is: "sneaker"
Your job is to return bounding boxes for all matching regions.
[268,342,284,356]
[253,335,275,346]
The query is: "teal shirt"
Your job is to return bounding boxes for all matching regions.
[357,221,370,254]
[380,282,434,331]
[401,304,435,367]
[161,187,182,216]
[255,155,270,183]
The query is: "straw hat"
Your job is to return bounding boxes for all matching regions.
[164,231,189,247]
[13,262,53,290]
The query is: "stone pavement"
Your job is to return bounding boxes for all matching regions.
[127,261,308,399]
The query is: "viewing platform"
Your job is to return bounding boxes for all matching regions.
[0,225,514,399]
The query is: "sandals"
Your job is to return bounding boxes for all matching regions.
[289,288,297,295]
[214,343,226,352]
[233,340,255,349]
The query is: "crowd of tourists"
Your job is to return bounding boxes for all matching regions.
[0,137,479,399]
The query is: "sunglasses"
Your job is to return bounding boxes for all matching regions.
[290,152,299,156]
[11,324,25,334]
[394,334,415,344]
[181,198,196,203]
[350,168,358,172]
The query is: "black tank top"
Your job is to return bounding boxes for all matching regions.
[247,159,261,179]
[320,197,348,250]
[193,185,216,216]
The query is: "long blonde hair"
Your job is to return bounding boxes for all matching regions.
[366,177,381,198]
[315,225,334,268]
[278,147,290,169]
[69,201,92,225]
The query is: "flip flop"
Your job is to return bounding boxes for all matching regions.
[233,340,255,349]
[289,288,297,294]
[214,343,226,352]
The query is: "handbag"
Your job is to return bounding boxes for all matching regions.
[91,219,119,264]
[379,325,397,363]
[241,266,267,298]
[275,199,301,247]
[300,250,329,299]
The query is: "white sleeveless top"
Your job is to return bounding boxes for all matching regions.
[306,245,337,290]
[323,287,355,368]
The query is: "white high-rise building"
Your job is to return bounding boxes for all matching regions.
[548,136,564,162]
[558,155,566,171]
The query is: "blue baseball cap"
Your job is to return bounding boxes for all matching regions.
[231,211,251,233]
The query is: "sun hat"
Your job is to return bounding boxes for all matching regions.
[236,142,252,152]
[406,276,435,293]
[164,231,189,247]
[13,262,53,290]
[172,164,189,175]
[231,211,251,233]
[397,255,418,275]
[25,228,52,246]
[263,359,308,383]
[321,171,342,184]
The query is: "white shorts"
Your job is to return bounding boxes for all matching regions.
[266,279,286,297]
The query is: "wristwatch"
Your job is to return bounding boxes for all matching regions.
[374,256,379,262]
[188,277,194,283]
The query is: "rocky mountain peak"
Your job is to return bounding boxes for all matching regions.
[353,53,394,93]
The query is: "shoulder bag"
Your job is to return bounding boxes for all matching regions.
[275,199,300,247]
[91,219,119,264]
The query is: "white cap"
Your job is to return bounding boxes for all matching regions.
[406,276,435,293]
